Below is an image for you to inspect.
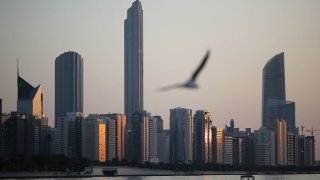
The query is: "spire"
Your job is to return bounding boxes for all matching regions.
[17,58,19,77]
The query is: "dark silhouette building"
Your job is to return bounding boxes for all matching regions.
[305,136,315,166]
[262,52,286,129]
[124,0,144,130]
[3,112,49,157]
[170,108,193,164]
[193,110,212,164]
[128,111,148,164]
[55,51,83,126]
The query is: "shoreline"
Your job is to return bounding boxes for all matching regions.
[1,170,320,179]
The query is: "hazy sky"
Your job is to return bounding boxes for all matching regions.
[1,0,320,159]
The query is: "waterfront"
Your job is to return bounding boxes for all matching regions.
[3,174,320,180]
[85,175,320,180]
[1,167,320,179]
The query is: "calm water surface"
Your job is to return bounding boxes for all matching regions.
[4,167,320,180]
[15,174,319,180]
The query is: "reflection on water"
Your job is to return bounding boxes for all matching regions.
[127,176,144,180]
[108,174,320,180]
[22,174,320,180]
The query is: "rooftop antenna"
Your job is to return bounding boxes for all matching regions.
[17,58,19,77]
[301,124,305,135]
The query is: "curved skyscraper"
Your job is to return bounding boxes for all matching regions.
[124,0,143,130]
[262,52,286,129]
[55,51,83,126]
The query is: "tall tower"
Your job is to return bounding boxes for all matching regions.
[262,52,286,129]
[170,107,193,164]
[55,51,83,126]
[17,63,43,118]
[193,110,212,164]
[124,0,143,130]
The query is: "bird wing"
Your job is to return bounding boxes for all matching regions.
[156,83,184,92]
[190,50,210,81]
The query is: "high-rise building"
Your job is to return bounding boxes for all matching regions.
[148,116,159,163]
[82,117,101,162]
[275,119,287,166]
[17,75,43,118]
[154,116,163,132]
[305,136,315,166]
[287,132,298,166]
[262,52,286,129]
[98,120,106,162]
[0,99,3,157]
[280,101,295,133]
[266,99,296,134]
[158,129,170,164]
[223,133,233,165]
[170,107,193,164]
[232,138,241,166]
[3,112,49,157]
[297,135,305,167]
[105,118,117,161]
[82,118,97,161]
[212,126,223,164]
[55,51,83,126]
[124,0,143,130]
[56,112,83,159]
[103,114,127,161]
[128,111,149,164]
[49,127,59,155]
[193,110,212,164]
[0,99,2,120]
[254,127,276,166]
[226,119,235,134]
[238,135,255,166]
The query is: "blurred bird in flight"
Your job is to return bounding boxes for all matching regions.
[157,50,210,91]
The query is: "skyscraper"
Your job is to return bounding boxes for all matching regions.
[297,135,305,167]
[81,116,107,162]
[275,119,287,166]
[0,99,3,157]
[17,75,43,118]
[105,118,117,161]
[3,113,49,157]
[254,127,276,166]
[223,133,233,165]
[287,132,298,166]
[103,114,127,161]
[262,52,286,129]
[305,136,315,166]
[128,111,149,164]
[158,129,170,163]
[55,51,83,126]
[148,115,159,163]
[56,112,83,159]
[170,107,193,164]
[212,126,223,164]
[124,0,143,130]
[193,110,212,164]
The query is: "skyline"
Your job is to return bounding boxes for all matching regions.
[1,0,320,160]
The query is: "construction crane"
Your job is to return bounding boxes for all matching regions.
[306,128,320,136]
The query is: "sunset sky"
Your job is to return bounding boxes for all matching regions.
[1,0,320,158]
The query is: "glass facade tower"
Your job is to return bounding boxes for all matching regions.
[124,0,143,130]
[262,52,286,129]
[55,51,83,126]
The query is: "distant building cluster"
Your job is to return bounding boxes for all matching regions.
[0,0,316,168]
